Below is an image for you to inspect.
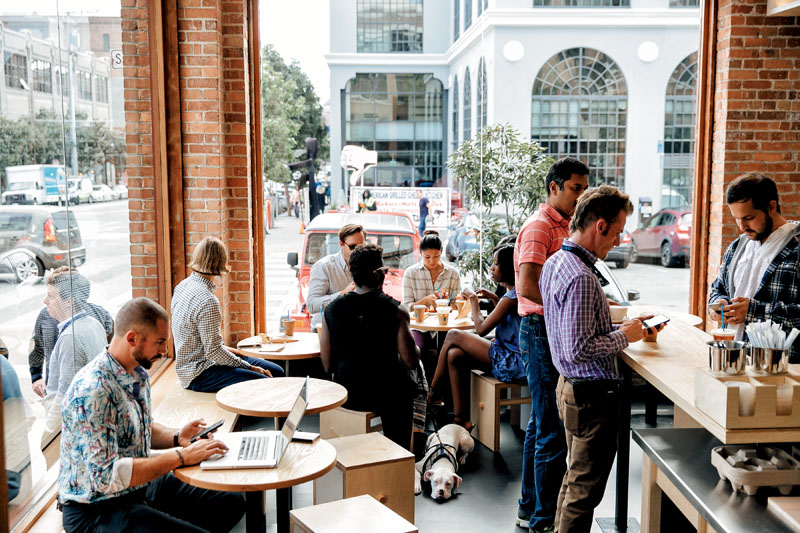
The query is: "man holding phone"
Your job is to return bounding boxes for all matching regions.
[708,174,799,361]
[540,185,663,532]
[59,298,244,532]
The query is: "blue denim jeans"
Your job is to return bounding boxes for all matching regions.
[188,356,284,393]
[518,314,567,530]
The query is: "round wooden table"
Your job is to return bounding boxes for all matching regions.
[237,332,320,360]
[174,439,337,533]
[409,310,475,332]
[216,377,348,418]
[626,305,704,328]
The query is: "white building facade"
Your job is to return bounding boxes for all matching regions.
[327,0,700,225]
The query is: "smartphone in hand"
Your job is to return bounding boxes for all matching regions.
[189,419,224,443]
[642,315,670,330]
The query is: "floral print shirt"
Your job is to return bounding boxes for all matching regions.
[58,350,152,504]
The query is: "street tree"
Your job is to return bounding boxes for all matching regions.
[448,123,551,286]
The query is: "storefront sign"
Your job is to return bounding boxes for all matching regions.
[350,186,451,228]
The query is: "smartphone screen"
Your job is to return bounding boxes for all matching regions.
[643,315,670,330]
[190,419,224,443]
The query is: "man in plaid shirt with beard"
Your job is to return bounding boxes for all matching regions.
[708,173,800,361]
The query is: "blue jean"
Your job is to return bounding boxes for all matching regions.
[419,214,427,234]
[518,314,567,530]
[188,356,284,393]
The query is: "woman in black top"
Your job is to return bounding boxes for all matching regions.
[320,244,420,449]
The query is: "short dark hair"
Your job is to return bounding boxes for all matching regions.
[348,243,384,289]
[569,185,633,234]
[546,157,590,196]
[339,224,365,243]
[494,244,515,285]
[114,297,169,338]
[726,173,781,214]
[420,229,442,251]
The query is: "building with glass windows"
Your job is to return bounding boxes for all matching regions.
[327,0,700,223]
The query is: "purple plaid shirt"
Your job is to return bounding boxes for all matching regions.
[540,240,628,380]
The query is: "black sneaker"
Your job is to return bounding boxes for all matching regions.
[516,509,532,529]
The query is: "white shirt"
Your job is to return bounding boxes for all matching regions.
[307,252,352,330]
[731,222,796,340]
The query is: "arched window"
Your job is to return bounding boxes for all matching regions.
[663,52,697,207]
[345,74,444,187]
[452,77,460,153]
[477,58,487,133]
[463,67,472,141]
[464,0,472,30]
[454,0,460,41]
[531,47,628,187]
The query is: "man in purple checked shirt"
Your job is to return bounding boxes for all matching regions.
[539,185,662,532]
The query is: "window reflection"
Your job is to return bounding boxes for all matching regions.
[662,53,697,208]
[357,0,423,53]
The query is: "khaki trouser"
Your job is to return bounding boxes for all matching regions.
[554,376,620,533]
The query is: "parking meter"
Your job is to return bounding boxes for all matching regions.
[638,197,653,227]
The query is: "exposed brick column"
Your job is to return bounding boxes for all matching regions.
[123,0,257,343]
[703,0,800,312]
[122,0,159,301]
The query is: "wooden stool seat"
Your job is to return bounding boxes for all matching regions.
[470,369,531,452]
[319,406,382,439]
[313,433,415,523]
[290,495,418,533]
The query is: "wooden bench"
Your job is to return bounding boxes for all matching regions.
[313,433,415,523]
[290,495,418,533]
[319,406,382,439]
[152,383,238,435]
[470,369,531,452]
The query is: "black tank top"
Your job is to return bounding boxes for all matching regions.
[324,290,407,399]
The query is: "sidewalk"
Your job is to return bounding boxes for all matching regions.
[264,212,303,329]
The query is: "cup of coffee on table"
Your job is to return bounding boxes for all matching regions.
[413,305,427,322]
[609,306,627,323]
[259,332,269,344]
[435,299,449,309]
[456,299,466,314]
[282,318,296,336]
[710,328,736,342]
[436,306,450,326]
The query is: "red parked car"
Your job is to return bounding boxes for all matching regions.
[631,208,692,268]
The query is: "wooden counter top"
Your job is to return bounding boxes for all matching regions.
[619,315,800,444]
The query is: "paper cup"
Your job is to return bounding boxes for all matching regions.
[435,299,449,308]
[456,299,466,313]
[436,307,450,326]
[413,305,427,323]
[282,318,296,336]
[259,332,269,344]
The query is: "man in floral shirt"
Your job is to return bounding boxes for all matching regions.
[58,297,244,532]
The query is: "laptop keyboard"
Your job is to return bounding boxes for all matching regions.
[238,435,274,461]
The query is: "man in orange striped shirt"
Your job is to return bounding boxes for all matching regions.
[515,158,589,533]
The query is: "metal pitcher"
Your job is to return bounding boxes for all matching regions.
[749,347,788,374]
[707,340,747,375]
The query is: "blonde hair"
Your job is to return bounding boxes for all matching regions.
[189,237,231,275]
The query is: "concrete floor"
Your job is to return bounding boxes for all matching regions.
[234,400,671,533]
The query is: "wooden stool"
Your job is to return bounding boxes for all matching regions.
[470,369,531,452]
[313,433,415,522]
[290,494,418,533]
[319,406,382,439]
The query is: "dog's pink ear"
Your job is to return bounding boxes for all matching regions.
[423,470,434,481]
[452,474,462,489]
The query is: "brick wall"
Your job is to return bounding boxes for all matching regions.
[121,0,159,301]
[123,0,256,342]
[705,0,800,297]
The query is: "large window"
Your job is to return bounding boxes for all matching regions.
[531,47,628,188]
[357,0,423,53]
[454,0,460,41]
[32,59,52,93]
[533,0,630,6]
[94,74,109,103]
[670,0,699,6]
[452,77,459,154]
[463,67,471,141]
[345,73,444,186]
[4,52,27,90]
[477,57,487,133]
[464,0,472,30]
[77,70,92,100]
[663,53,697,207]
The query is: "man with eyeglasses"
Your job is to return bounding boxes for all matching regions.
[307,224,366,331]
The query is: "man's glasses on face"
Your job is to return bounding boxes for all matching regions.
[343,242,359,251]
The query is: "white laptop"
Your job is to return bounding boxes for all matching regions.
[200,377,308,470]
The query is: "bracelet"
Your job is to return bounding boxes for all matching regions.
[175,449,185,467]
[173,431,180,448]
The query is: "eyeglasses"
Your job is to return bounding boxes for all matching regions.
[343,242,359,251]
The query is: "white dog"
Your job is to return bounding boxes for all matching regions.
[414,424,474,501]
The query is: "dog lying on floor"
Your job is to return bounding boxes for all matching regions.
[414,424,474,501]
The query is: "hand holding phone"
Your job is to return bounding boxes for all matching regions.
[642,314,670,330]
[190,419,224,443]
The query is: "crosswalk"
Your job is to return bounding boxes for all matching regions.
[263,215,303,331]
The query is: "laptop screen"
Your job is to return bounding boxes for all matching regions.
[281,378,308,441]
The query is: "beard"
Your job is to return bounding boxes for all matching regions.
[132,347,160,370]
[746,215,773,242]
